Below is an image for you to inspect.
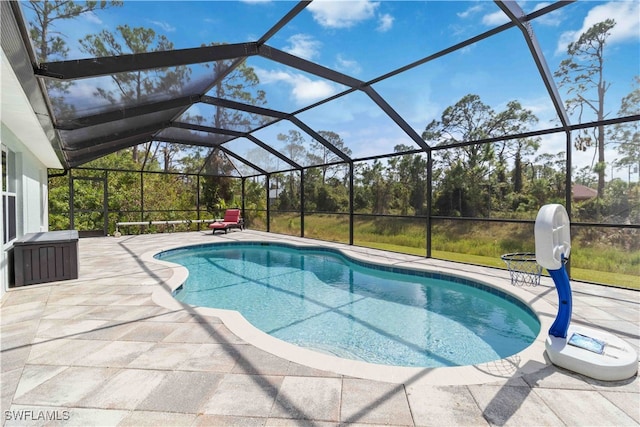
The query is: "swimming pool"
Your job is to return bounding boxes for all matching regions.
[156,242,540,368]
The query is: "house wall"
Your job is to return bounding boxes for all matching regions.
[1,123,49,298]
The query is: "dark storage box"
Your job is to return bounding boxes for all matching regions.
[13,230,79,287]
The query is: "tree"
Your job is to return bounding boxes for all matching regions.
[422,95,494,216]
[201,149,237,213]
[357,160,391,214]
[386,155,411,215]
[554,19,616,198]
[177,147,209,174]
[387,145,429,215]
[310,131,351,185]
[491,101,540,195]
[277,130,307,164]
[202,43,266,129]
[79,24,188,164]
[423,95,540,216]
[26,0,123,62]
[530,152,566,205]
[276,130,306,208]
[422,94,495,167]
[574,166,597,187]
[611,76,640,183]
[25,1,123,117]
[192,43,267,212]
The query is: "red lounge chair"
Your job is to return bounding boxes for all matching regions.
[209,209,243,234]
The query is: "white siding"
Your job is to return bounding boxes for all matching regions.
[1,124,49,297]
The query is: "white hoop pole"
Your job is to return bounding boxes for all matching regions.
[535,204,572,338]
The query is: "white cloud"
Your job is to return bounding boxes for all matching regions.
[447,24,469,38]
[556,30,577,56]
[82,11,103,25]
[255,68,289,84]
[556,1,640,54]
[515,97,563,138]
[256,68,340,105]
[307,0,379,29]
[62,80,117,112]
[457,4,483,19]
[283,34,322,61]
[291,77,337,104]
[407,101,439,133]
[529,2,563,27]
[377,13,394,32]
[482,10,509,26]
[474,2,562,28]
[149,20,176,33]
[335,54,362,75]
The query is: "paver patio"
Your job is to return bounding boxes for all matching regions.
[1,230,638,426]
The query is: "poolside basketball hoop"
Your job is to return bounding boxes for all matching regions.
[535,203,637,381]
[501,252,542,286]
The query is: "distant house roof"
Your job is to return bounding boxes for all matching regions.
[572,184,598,201]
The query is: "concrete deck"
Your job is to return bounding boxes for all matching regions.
[1,230,638,426]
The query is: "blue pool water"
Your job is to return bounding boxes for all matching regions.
[156,243,540,368]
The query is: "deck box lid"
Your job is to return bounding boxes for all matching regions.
[14,230,79,245]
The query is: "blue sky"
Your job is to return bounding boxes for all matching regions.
[22,0,640,179]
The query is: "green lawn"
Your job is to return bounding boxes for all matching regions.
[267,213,639,290]
[358,240,639,290]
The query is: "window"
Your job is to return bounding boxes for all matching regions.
[2,149,17,244]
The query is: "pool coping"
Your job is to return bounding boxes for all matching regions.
[145,239,557,385]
